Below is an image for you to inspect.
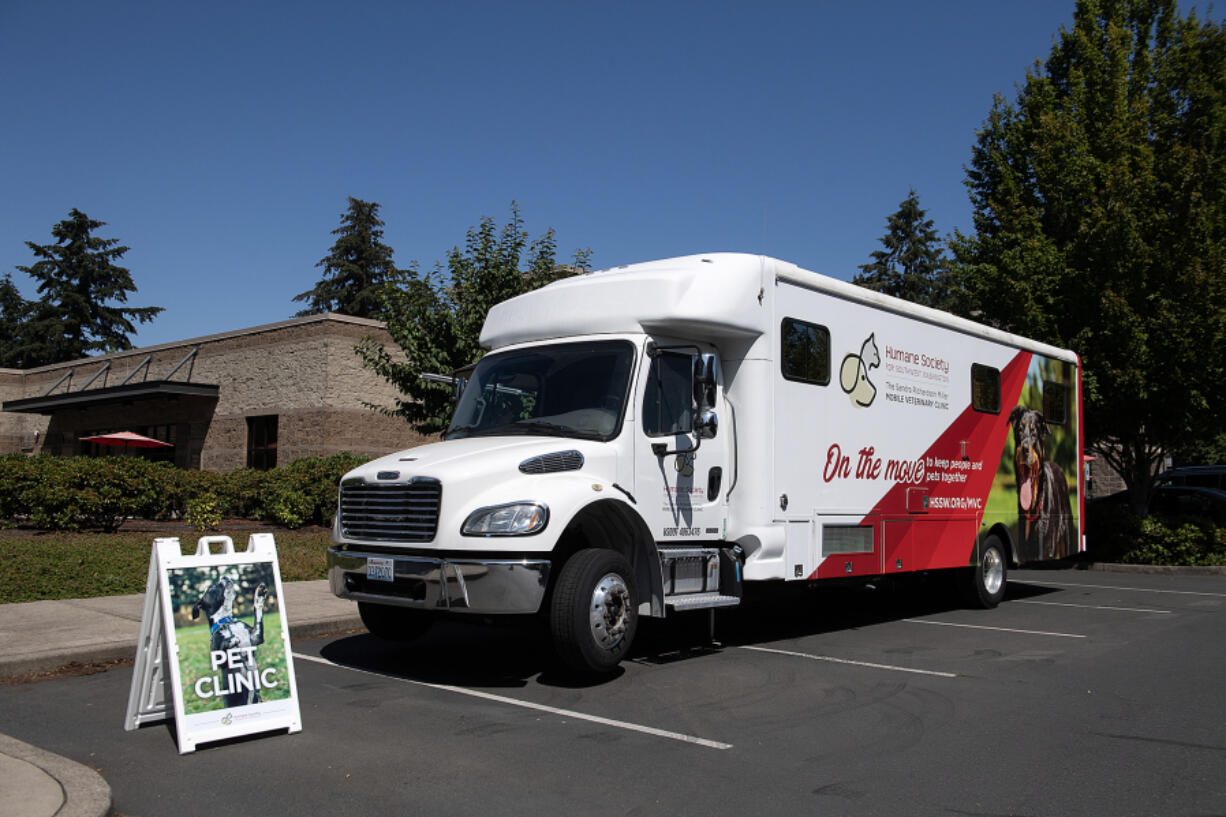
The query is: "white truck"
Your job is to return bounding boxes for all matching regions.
[328,253,1083,673]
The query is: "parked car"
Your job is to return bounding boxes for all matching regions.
[1147,485,1226,526]
[1088,483,1226,526]
[1154,465,1226,492]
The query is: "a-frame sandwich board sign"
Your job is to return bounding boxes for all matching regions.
[124,533,302,754]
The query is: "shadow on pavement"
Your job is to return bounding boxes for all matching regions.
[315,574,1063,688]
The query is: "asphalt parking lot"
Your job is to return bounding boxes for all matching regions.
[3,568,1224,816]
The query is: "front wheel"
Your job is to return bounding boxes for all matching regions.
[550,549,638,675]
[963,536,1008,609]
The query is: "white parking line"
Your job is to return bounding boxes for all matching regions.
[1024,580,1226,598]
[740,645,958,678]
[1015,599,1171,614]
[904,619,1086,638]
[292,652,733,750]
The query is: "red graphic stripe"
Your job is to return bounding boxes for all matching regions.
[813,350,1031,579]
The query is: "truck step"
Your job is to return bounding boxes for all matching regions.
[665,592,741,611]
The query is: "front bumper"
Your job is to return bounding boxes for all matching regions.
[327,547,551,614]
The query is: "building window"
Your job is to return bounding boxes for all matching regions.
[247,415,278,470]
[139,424,176,464]
[971,364,1001,414]
[781,318,830,385]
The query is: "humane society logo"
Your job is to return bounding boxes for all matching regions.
[839,333,880,408]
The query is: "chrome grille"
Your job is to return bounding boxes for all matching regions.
[339,478,441,542]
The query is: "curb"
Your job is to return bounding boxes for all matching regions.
[0,733,112,817]
[1077,562,1226,576]
[0,616,365,682]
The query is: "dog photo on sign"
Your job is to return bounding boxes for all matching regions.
[168,563,290,714]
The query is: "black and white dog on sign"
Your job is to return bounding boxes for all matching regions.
[192,575,268,707]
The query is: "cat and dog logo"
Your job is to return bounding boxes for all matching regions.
[840,333,880,408]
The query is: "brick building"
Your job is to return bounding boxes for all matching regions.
[0,313,429,470]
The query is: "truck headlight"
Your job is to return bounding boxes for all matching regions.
[462,502,549,536]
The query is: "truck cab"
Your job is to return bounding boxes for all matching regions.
[327,258,756,674]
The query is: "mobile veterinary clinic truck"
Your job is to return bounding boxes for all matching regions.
[327,253,1083,673]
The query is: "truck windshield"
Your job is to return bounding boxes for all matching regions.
[446,340,636,441]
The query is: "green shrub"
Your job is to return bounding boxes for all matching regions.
[1123,516,1226,566]
[217,468,270,519]
[1,456,167,532]
[0,452,369,532]
[0,453,40,521]
[1088,500,1226,565]
[258,453,367,529]
[184,494,223,532]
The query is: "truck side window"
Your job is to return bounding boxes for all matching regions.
[781,318,830,385]
[971,363,1001,414]
[643,351,694,436]
[1043,381,1067,425]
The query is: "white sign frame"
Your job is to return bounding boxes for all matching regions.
[124,533,302,754]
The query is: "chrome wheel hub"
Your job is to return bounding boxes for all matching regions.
[588,572,631,650]
[982,548,1004,596]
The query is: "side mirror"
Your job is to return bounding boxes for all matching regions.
[694,353,717,412]
[696,409,718,440]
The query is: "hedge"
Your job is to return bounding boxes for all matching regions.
[0,453,370,532]
[1085,500,1226,566]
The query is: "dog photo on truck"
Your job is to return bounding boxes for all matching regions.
[985,357,1079,562]
[169,564,290,715]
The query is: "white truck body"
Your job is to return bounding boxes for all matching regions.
[328,253,1083,672]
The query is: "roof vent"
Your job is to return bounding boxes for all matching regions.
[519,450,585,475]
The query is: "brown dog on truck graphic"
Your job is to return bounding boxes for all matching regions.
[1009,406,1073,560]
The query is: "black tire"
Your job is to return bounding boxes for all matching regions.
[964,535,1008,609]
[549,549,638,674]
[358,602,434,642]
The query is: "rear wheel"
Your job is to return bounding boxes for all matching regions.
[550,549,638,674]
[963,535,1008,609]
[358,602,434,642]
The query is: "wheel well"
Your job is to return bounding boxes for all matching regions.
[985,523,1017,566]
[551,499,662,617]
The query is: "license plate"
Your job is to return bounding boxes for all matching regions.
[367,557,394,582]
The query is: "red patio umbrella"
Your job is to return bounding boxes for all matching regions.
[79,431,173,450]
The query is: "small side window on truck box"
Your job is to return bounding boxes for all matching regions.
[781,318,831,386]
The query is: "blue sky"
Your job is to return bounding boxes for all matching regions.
[0,0,1091,349]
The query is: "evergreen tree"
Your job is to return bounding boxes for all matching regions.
[951,0,1226,511]
[358,203,589,433]
[294,197,405,319]
[853,189,956,310]
[15,209,162,366]
[0,275,31,368]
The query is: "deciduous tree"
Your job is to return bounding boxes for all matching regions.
[952,0,1226,511]
[359,203,590,433]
